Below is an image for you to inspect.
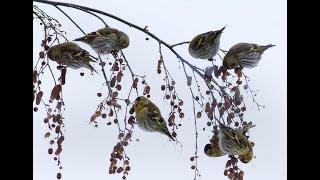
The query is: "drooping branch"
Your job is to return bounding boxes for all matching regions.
[33,1,262,180]
[40,1,135,99]
[33,0,214,89]
[54,5,86,34]
[34,2,254,126]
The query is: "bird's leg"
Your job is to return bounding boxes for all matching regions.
[220,49,228,54]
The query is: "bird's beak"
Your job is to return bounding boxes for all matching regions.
[74,37,87,41]
[218,26,226,34]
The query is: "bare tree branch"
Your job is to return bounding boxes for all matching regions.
[33,1,263,180]
[171,41,190,48]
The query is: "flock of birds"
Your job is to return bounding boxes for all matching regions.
[46,26,275,164]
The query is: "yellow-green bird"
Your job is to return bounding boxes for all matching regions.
[204,143,225,157]
[133,96,175,141]
[47,42,97,73]
[74,27,129,55]
[218,122,253,163]
[188,26,225,61]
[223,43,275,69]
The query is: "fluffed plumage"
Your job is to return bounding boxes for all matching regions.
[189,26,225,60]
[74,27,129,55]
[218,122,253,163]
[47,42,97,73]
[223,43,275,69]
[133,96,175,141]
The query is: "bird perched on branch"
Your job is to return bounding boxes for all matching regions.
[133,96,175,141]
[74,27,129,55]
[204,123,255,160]
[218,122,254,163]
[223,43,275,69]
[47,42,97,73]
[188,26,225,61]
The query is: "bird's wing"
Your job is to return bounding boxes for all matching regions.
[99,28,119,37]
[146,107,175,141]
[229,43,254,55]
[219,124,240,144]
[74,31,101,42]
[194,32,214,50]
[73,50,96,62]
[62,43,95,62]
[144,100,169,127]
[146,106,164,126]
[88,31,100,37]
[237,134,251,151]
[59,43,82,55]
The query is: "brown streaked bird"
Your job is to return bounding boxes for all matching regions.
[74,27,129,55]
[133,96,175,141]
[47,42,97,73]
[188,26,225,61]
[223,43,275,69]
[218,122,254,163]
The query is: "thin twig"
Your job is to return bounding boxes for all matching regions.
[171,41,190,48]
[242,71,265,110]
[54,5,86,35]
[98,54,112,95]
[190,88,200,180]
[77,8,109,27]
[47,60,57,85]
[220,49,228,54]
[120,50,138,96]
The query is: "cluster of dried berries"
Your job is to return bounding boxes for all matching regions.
[201,65,261,179]
[33,10,67,178]
[90,55,129,125]
[40,84,65,179]
[109,141,131,179]
[189,155,201,178]
[224,155,244,180]
[157,57,184,137]
[88,51,141,179]
[189,156,198,169]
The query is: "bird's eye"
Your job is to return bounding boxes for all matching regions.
[204,144,212,152]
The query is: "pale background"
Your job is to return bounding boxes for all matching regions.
[33,0,287,180]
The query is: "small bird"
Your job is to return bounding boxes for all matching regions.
[74,27,129,55]
[188,26,225,60]
[133,96,175,141]
[204,143,225,157]
[223,43,275,69]
[218,122,253,163]
[47,42,97,73]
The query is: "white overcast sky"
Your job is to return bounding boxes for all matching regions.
[33,0,287,180]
